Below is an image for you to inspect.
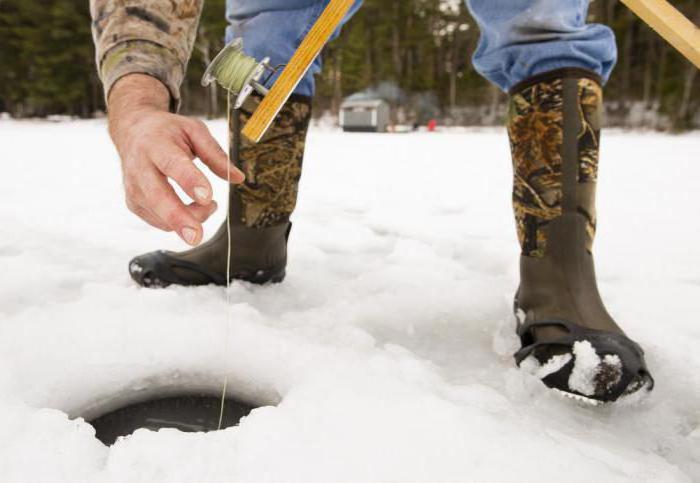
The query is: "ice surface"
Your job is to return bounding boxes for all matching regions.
[0,119,699,482]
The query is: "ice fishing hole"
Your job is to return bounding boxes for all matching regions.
[89,394,256,445]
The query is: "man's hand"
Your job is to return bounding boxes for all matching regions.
[107,74,245,246]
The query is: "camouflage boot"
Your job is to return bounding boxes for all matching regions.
[507,68,653,402]
[128,94,311,288]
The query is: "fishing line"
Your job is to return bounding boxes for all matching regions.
[202,39,275,431]
[217,90,234,430]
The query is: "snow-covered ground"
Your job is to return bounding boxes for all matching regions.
[0,118,698,482]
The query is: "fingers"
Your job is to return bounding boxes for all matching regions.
[124,153,220,243]
[125,182,172,231]
[117,112,238,245]
[126,197,172,231]
[126,182,218,235]
[151,146,214,205]
[185,119,245,184]
[187,200,218,223]
[138,168,206,245]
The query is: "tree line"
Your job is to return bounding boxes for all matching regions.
[0,0,697,129]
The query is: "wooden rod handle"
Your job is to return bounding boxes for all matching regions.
[242,0,355,143]
[621,0,700,69]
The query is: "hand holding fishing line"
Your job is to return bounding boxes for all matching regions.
[107,73,245,246]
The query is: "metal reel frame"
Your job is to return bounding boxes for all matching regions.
[201,38,279,109]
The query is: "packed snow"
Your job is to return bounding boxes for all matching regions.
[0,118,699,482]
[568,341,622,397]
[521,352,572,380]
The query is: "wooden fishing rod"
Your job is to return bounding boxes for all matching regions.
[621,0,700,69]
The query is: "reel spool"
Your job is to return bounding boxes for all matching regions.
[201,38,277,109]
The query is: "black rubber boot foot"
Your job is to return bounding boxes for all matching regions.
[514,311,654,403]
[128,251,286,288]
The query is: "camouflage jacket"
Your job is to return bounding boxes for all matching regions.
[90,0,204,111]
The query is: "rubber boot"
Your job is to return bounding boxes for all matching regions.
[507,68,653,402]
[128,94,312,288]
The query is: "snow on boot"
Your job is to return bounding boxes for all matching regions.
[507,68,654,402]
[128,94,311,288]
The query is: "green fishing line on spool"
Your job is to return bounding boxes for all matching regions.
[205,42,260,94]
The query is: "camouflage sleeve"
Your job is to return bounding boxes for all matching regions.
[90,0,204,111]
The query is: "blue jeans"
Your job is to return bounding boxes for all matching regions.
[225,0,363,97]
[225,0,616,96]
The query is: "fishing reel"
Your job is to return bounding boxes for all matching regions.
[201,38,279,109]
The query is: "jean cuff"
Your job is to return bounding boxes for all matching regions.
[508,67,602,95]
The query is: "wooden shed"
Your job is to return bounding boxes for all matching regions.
[339,98,390,133]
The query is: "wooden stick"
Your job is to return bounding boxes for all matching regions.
[242,0,355,143]
[620,0,700,69]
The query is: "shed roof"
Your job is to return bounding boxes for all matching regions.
[340,98,388,109]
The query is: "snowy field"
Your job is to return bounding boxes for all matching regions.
[0,117,698,482]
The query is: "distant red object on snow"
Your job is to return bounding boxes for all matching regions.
[427,119,437,132]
